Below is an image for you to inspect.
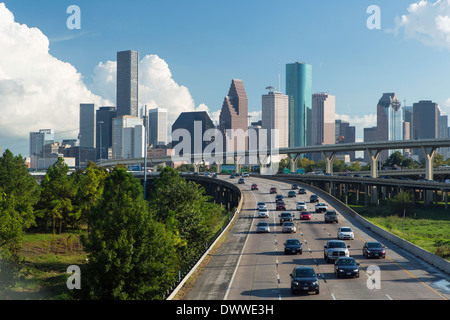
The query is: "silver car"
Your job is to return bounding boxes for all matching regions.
[258,208,269,218]
[282,221,297,233]
[296,201,307,211]
[256,221,270,233]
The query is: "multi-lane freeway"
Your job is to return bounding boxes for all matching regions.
[183,175,449,301]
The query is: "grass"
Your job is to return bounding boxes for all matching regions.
[349,203,450,261]
[3,232,88,300]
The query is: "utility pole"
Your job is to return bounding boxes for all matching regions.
[143,105,148,199]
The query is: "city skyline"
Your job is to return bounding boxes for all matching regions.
[1,1,450,157]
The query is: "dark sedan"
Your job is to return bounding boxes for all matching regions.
[310,194,319,202]
[290,266,320,295]
[284,239,302,255]
[334,257,360,278]
[363,241,386,258]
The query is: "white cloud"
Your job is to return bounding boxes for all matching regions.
[391,0,450,50]
[0,3,107,153]
[92,54,211,128]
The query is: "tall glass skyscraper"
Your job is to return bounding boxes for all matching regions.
[286,62,312,148]
[117,50,139,118]
[376,93,403,161]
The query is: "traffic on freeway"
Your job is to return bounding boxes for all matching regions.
[219,174,449,301]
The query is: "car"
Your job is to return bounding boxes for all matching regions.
[238,178,245,184]
[337,226,354,240]
[276,201,286,211]
[324,210,339,223]
[256,221,270,233]
[270,187,277,194]
[284,239,302,255]
[296,201,307,211]
[315,202,328,213]
[334,257,360,278]
[242,172,250,177]
[288,190,297,198]
[300,211,311,220]
[279,212,293,224]
[291,184,299,189]
[251,183,258,190]
[298,188,307,195]
[258,208,269,218]
[229,174,235,179]
[362,241,386,259]
[290,266,320,295]
[324,240,350,263]
[282,221,297,233]
[310,194,319,202]
[275,194,284,201]
[257,202,267,210]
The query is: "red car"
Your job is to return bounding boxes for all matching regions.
[300,211,312,220]
[276,201,286,211]
[270,187,277,194]
[251,184,258,190]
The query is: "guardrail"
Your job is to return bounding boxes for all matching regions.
[166,179,244,300]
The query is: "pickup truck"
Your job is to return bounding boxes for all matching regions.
[315,203,328,213]
[324,240,350,263]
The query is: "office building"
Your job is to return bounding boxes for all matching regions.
[335,119,356,161]
[79,103,96,149]
[29,129,55,159]
[312,93,335,146]
[96,106,117,160]
[148,108,168,147]
[286,62,312,148]
[172,111,215,156]
[412,100,439,160]
[376,93,403,162]
[117,50,139,118]
[363,127,378,163]
[261,89,289,150]
[112,116,144,159]
[219,79,249,153]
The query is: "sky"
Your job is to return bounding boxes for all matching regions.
[1,0,450,157]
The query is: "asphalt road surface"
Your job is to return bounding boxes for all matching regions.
[183,175,450,300]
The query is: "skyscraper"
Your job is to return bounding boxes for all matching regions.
[79,103,96,148]
[312,93,335,146]
[219,79,249,152]
[96,106,117,160]
[112,116,144,159]
[148,108,168,147]
[261,89,289,150]
[117,50,139,118]
[286,62,312,148]
[376,93,403,161]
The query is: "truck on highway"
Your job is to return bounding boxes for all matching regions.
[324,240,350,263]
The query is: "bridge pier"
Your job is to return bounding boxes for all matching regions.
[321,151,336,174]
[288,153,301,173]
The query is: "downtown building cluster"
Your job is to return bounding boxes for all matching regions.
[27,55,449,171]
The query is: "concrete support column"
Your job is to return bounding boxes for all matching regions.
[288,153,301,173]
[366,148,382,178]
[321,151,336,175]
[421,146,437,181]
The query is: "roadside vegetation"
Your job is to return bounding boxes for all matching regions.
[0,149,230,300]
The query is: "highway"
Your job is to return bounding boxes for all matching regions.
[183,175,450,301]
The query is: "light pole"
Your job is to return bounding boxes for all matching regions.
[143,105,148,199]
[78,133,82,170]
[98,121,104,167]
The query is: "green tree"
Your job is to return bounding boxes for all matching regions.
[35,157,79,233]
[392,191,415,218]
[384,151,404,168]
[0,149,39,229]
[81,166,177,300]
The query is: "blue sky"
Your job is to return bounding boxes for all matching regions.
[1,0,450,156]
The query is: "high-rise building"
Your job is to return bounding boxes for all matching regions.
[312,93,335,146]
[117,50,139,118]
[148,108,168,147]
[172,111,215,156]
[219,79,249,152]
[261,89,289,150]
[412,100,440,160]
[96,106,117,160]
[286,62,312,148]
[363,127,377,163]
[29,129,55,169]
[112,116,144,159]
[79,103,96,149]
[376,93,403,162]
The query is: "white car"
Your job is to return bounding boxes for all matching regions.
[337,227,354,240]
[258,208,269,218]
[315,203,328,213]
[296,201,307,211]
[257,202,267,210]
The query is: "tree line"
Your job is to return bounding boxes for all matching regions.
[0,149,228,299]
